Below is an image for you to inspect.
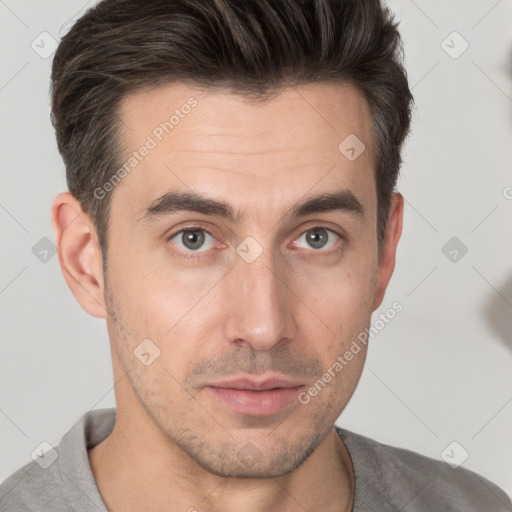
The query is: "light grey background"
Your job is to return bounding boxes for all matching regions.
[1,0,511,499]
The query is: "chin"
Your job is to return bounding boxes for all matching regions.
[181,428,326,479]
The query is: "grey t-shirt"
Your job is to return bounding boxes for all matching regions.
[1,408,510,511]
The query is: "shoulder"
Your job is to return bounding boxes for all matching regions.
[336,427,512,512]
[0,459,69,511]
[0,408,114,512]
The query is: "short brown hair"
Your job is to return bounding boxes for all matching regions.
[51,0,413,267]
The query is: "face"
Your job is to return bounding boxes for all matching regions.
[98,82,384,477]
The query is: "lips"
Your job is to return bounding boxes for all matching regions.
[208,377,304,391]
[205,375,306,416]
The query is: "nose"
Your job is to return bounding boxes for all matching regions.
[222,247,298,351]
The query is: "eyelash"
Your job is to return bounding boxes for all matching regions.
[166,225,345,260]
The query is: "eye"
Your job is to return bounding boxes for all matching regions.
[169,228,217,252]
[294,227,340,251]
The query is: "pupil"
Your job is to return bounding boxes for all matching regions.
[307,229,328,249]
[183,230,204,250]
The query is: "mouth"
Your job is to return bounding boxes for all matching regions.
[205,376,306,417]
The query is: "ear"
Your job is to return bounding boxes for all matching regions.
[372,192,404,311]
[51,191,107,319]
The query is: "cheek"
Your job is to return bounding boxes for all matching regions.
[109,245,221,335]
[293,255,376,342]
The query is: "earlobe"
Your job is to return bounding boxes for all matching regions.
[372,192,404,311]
[51,192,107,319]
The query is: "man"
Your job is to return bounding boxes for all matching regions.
[1,0,510,510]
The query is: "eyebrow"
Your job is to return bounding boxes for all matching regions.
[137,188,364,225]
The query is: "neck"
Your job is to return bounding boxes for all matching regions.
[88,410,354,512]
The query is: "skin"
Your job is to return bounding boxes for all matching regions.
[51,82,403,512]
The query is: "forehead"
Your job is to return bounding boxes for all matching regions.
[111,82,376,224]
